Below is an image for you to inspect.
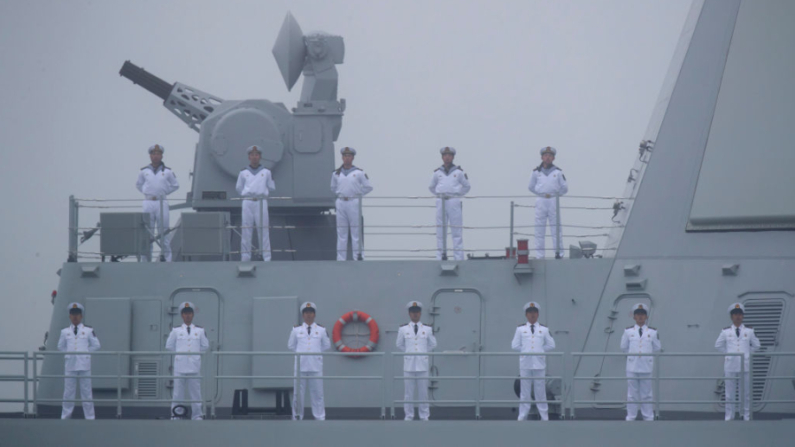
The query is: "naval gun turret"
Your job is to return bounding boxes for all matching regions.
[119,14,345,260]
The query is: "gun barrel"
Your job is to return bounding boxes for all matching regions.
[119,61,173,101]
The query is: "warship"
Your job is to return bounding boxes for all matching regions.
[2,0,794,445]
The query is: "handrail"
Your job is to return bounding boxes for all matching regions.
[69,193,623,262]
[3,350,792,420]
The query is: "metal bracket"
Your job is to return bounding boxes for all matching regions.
[439,263,459,276]
[237,264,257,277]
[80,265,100,278]
[623,264,641,276]
[722,264,740,276]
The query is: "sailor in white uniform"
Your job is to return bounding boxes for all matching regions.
[511,302,556,421]
[330,147,373,260]
[58,302,101,419]
[396,301,437,421]
[288,302,331,420]
[165,301,210,420]
[620,303,661,421]
[135,144,179,262]
[428,147,471,261]
[235,145,276,262]
[715,303,761,421]
[528,146,568,259]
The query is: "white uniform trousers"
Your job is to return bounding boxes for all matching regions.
[143,199,172,262]
[403,371,430,420]
[61,370,95,419]
[626,372,654,421]
[293,371,325,420]
[171,372,203,420]
[534,197,562,259]
[336,198,362,261]
[518,369,548,421]
[436,198,464,261]
[724,371,751,421]
[241,199,271,262]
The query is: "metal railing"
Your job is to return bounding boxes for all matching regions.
[32,351,207,419]
[210,351,387,419]
[3,350,792,419]
[391,352,565,419]
[67,193,628,262]
[570,352,746,420]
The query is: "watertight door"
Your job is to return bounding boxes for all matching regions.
[430,289,483,404]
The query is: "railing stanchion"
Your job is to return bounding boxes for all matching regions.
[211,352,217,419]
[68,196,78,262]
[381,351,386,419]
[359,195,364,261]
[116,352,122,418]
[32,353,38,417]
[555,195,562,258]
[509,201,515,256]
[475,351,481,419]
[23,352,29,416]
[441,197,447,260]
[654,352,661,420]
[390,353,396,420]
[748,353,753,421]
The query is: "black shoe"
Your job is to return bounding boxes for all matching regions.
[357,254,363,261]
[159,255,166,262]
[555,253,562,259]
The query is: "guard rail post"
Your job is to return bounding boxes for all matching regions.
[555,195,561,258]
[68,195,78,262]
[654,352,660,420]
[509,201,515,256]
[32,353,38,417]
[23,352,29,416]
[116,352,122,418]
[211,351,217,419]
[258,197,264,260]
[475,351,481,420]
[359,195,364,260]
[441,197,447,260]
[748,353,753,421]
[381,352,387,419]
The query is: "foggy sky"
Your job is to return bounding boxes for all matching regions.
[0,0,691,360]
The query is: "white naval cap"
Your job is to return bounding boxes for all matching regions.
[540,146,556,156]
[406,301,423,310]
[301,302,317,312]
[632,303,649,314]
[439,146,456,156]
[67,302,84,312]
[247,145,262,154]
[179,301,195,312]
[148,144,164,154]
[523,301,541,312]
[340,146,356,156]
[728,302,745,314]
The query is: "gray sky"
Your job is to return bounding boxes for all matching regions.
[0,0,691,360]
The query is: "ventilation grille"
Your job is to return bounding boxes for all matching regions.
[743,300,784,405]
[135,361,159,399]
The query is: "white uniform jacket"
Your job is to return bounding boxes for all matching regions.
[136,164,179,199]
[715,324,761,373]
[528,165,568,197]
[57,324,101,371]
[620,325,661,373]
[428,165,471,197]
[288,323,331,372]
[396,322,437,372]
[165,324,210,374]
[236,165,275,198]
[330,166,373,198]
[512,322,556,370]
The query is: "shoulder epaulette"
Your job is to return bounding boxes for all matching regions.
[518,323,525,327]
[241,167,248,171]
[401,323,408,327]
[648,327,656,330]
[83,325,92,329]
[745,325,753,329]
[627,326,634,329]
[724,326,731,330]
[539,324,547,328]
[316,324,325,328]
[194,325,203,329]
[141,166,149,170]
[294,324,300,328]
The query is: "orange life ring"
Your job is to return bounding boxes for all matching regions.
[332,310,380,354]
